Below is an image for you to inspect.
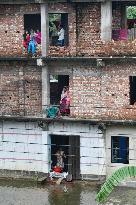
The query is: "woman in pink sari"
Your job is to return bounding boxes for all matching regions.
[60,86,70,116]
[35,30,41,44]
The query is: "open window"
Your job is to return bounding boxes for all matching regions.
[129,76,136,105]
[23,14,41,56]
[111,136,129,164]
[49,13,68,46]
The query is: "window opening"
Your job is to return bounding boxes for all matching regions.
[23,14,41,56]
[127,6,136,40]
[111,136,129,164]
[129,76,136,105]
[49,13,68,46]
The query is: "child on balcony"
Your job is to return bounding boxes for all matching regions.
[28,29,37,56]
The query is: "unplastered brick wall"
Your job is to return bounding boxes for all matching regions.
[0,4,40,57]
[70,60,136,120]
[0,3,76,57]
[0,2,136,58]
[76,3,102,56]
[0,61,42,116]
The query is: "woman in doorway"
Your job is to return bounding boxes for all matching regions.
[60,86,70,116]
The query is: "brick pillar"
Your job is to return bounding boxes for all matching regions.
[101,1,112,41]
[41,3,49,57]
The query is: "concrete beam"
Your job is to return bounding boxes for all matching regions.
[41,3,49,57]
[101,1,112,42]
[42,64,50,111]
[0,0,105,4]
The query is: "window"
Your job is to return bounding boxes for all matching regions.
[49,13,68,46]
[129,76,136,105]
[111,136,129,164]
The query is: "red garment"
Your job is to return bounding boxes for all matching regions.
[60,91,70,115]
[35,32,41,44]
[23,34,30,49]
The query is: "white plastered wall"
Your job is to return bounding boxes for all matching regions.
[48,121,106,176]
[0,121,49,173]
[0,120,106,176]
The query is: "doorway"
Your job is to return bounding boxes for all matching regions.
[51,134,80,179]
[24,14,41,32]
[50,75,69,105]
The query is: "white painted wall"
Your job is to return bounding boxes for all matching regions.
[0,121,49,173]
[48,122,106,176]
[0,120,106,177]
[106,125,136,177]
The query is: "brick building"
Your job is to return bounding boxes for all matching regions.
[0,0,136,180]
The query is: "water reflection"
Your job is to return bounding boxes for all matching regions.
[0,179,135,205]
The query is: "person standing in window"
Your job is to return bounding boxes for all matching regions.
[57,24,65,47]
[60,86,70,115]
[28,29,37,56]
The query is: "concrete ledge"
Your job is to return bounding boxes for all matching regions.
[0,0,104,4]
[81,174,106,183]
[0,169,47,181]
[1,115,136,126]
[119,178,136,188]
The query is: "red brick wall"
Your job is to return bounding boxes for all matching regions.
[1,59,136,120]
[0,62,42,116]
[0,2,136,57]
[76,3,102,56]
[0,3,76,57]
[70,60,136,120]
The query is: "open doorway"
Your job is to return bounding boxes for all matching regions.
[24,14,41,32]
[50,75,69,105]
[51,134,80,179]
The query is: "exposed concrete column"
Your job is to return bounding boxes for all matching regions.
[42,64,50,111]
[41,3,49,57]
[101,1,112,41]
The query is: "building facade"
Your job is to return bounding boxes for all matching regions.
[0,0,136,180]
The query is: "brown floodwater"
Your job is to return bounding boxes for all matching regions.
[0,179,135,205]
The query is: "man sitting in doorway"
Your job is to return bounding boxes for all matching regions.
[57,24,65,47]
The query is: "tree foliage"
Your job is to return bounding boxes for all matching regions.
[127,6,136,19]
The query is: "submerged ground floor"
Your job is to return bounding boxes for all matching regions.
[0,118,136,181]
[0,178,135,205]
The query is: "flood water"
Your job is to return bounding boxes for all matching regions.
[0,179,135,205]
